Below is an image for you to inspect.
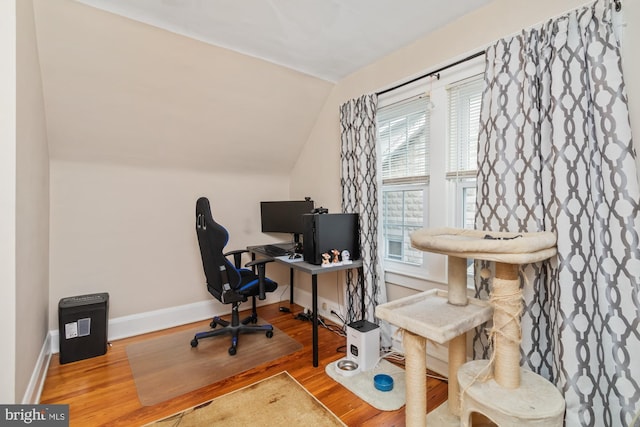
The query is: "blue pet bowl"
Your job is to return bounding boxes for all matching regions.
[373,374,394,392]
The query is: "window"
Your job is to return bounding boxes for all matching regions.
[383,186,426,263]
[447,76,483,228]
[377,60,484,288]
[378,96,430,269]
[447,76,484,282]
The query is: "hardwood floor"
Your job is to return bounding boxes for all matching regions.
[40,302,448,426]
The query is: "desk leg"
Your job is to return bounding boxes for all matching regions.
[312,274,318,367]
[289,268,294,304]
[358,266,365,319]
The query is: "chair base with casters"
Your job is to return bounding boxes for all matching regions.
[190,301,274,355]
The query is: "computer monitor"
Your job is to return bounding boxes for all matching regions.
[260,199,315,242]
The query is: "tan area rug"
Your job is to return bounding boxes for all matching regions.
[126,320,303,406]
[146,371,346,426]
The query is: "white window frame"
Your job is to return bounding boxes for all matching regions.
[377,57,485,291]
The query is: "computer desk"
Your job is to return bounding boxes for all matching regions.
[248,244,364,367]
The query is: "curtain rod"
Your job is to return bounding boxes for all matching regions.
[376,0,622,97]
[376,50,486,96]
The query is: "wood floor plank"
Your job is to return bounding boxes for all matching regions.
[40,302,448,426]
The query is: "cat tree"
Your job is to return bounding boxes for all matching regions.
[376,227,565,426]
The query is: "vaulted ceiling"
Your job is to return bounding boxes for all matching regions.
[75,0,491,82]
[32,0,491,174]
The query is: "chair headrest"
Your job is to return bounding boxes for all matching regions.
[195,197,228,246]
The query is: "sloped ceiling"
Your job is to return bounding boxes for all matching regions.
[74,0,491,82]
[32,0,490,174]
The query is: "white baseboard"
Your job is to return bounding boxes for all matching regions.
[48,296,282,354]
[27,291,451,403]
[28,296,279,403]
[28,291,338,404]
[22,333,52,404]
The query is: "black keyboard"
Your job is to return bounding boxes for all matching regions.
[262,244,290,257]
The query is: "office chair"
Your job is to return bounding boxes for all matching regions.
[191,197,278,355]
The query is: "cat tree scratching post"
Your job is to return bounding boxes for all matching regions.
[377,228,565,426]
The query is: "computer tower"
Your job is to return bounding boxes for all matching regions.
[58,293,109,364]
[302,213,359,265]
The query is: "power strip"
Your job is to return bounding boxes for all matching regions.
[295,311,314,321]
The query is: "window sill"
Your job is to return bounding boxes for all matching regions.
[384,270,446,292]
[384,269,476,294]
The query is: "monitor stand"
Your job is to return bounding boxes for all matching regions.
[293,233,303,253]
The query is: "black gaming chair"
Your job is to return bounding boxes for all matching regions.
[191,197,278,355]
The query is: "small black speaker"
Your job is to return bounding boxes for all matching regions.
[58,293,109,364]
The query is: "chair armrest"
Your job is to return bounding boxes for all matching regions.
[224,249,249,268]
[245,258,274,300]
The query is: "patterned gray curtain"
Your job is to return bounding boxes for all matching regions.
[475,0,639,425]
[339,94,390,347]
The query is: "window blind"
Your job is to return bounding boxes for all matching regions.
[447,76,483,179]
[377,95,430,185]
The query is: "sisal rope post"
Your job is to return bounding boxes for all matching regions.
[491,262,522,389]
[403,330,427,427]
[448,334,466,415]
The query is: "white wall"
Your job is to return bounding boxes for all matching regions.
[0,0,17,405]
[48,161,295,328]
[16,0,50,403]
[0,0,50,403]
[34,0,332,331]
[292,0,640,299]
[32,0,332,176]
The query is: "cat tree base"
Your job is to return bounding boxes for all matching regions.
[428,402,498,427]
[457,360,565,427]
[426,401,462,426]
